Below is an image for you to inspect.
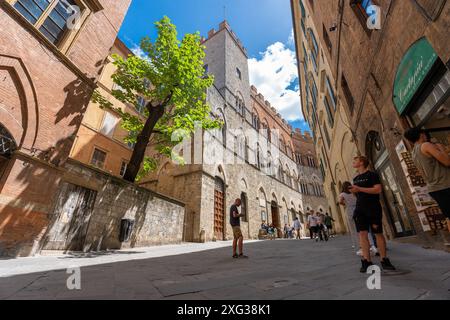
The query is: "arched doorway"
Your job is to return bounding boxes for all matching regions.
[366,131,415,237]
[0,124,17,179]
[214,177,225,240]
[270,200,281,238]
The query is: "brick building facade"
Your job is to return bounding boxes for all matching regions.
[0,0,132,256]
[291,0,449,247]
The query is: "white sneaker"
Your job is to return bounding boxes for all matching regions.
[370,246,378,255]
[356,249,362,256]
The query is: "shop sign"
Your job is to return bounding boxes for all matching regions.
[393,38,438,114]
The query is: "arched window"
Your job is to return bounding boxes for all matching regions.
[278,162,284,183]
[245,137,249,162]
[267,152,274,176]
[256,144,262,169]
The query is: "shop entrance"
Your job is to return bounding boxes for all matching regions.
[367,132,415,237]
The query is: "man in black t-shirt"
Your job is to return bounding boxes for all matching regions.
[230,198,247,259]
[350,156,396,273]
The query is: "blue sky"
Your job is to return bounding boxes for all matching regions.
[118,0,309,133]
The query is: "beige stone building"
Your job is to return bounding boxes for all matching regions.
[291,0,358,235]
[291,0,450,248]
[69,38,145,178]
[141,21,330,242]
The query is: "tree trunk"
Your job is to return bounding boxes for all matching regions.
[123,105,165,182]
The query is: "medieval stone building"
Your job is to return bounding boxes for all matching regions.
[142,21,334,242]
[291,0,449,248]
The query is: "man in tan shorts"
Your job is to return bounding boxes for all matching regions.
[230,198,248,258]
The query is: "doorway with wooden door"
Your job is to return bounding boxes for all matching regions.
[271,201,281,238]
[214,177,225,241]
[367,131,415,237]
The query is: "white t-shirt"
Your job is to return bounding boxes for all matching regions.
[293,220,301,230]
[307,215,317,227]
[339,192,357,217]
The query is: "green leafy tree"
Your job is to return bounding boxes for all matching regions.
[92,16,221,182]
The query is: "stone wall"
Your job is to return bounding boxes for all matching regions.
[44,160,185,252]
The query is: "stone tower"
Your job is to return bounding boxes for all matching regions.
[203,21,252,109]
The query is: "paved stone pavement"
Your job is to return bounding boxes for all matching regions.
[0,236,449,300]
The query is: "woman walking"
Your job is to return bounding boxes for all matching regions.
[339,182,358,249]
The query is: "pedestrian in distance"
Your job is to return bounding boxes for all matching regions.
[307,211,319,241]
[230,198,248,259]
[324,213,334,238]
[293,217,302,239]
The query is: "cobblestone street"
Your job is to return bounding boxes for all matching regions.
[1,236,449,300]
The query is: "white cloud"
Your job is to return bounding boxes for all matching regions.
[131,45,146,59]
[248,39,302,122]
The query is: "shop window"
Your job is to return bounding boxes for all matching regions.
[406,60,450,147]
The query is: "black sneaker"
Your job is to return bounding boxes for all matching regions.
[232,254,239,259]
[360,259,373,273]
[381,258,396,271]
[238,254,248,259]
